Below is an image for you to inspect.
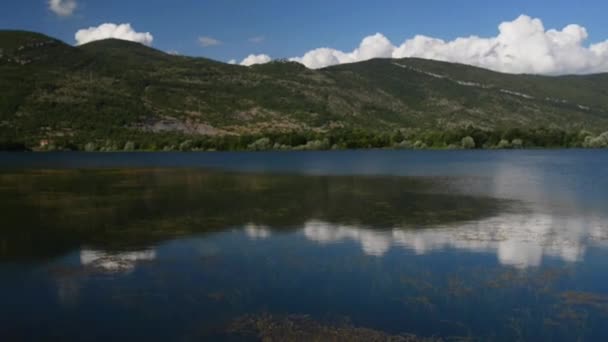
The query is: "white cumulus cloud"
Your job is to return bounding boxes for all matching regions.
[240,54,272,66]
[283,15,608,74]
[75,23,154,46]
[290,33,393,69]
[49,0,77,17]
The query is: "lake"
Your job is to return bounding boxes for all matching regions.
[1,150,608,341]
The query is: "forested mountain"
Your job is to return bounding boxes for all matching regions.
[2,30,608,150]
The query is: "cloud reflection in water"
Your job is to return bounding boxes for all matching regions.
[301,211,608,268]
[244,224,272,240]
[80,249,156,273]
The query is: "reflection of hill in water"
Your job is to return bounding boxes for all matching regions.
[0,169,511,260]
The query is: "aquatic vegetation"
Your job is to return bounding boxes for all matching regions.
[401,296,436,312]
[400,275,435,292]
[446,277,473,298]
[559,291,608,313]
[483,268,571,291]
[555,307,588,324]
[206,292,226,302]
[228,314,443,341]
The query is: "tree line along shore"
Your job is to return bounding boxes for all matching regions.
[3,126,608,152]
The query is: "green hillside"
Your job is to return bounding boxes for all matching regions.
[1,30,608,150]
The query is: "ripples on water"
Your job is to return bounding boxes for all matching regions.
[0,150,607,341]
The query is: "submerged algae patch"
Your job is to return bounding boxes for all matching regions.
[228,314,443,342]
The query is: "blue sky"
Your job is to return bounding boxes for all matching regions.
[2,1,608,73]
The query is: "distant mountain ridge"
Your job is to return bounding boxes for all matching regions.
[1,30,608,149]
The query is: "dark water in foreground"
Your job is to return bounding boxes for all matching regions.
[1,150,608,341]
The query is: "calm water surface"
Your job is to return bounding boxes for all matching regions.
[1,150,608,341]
